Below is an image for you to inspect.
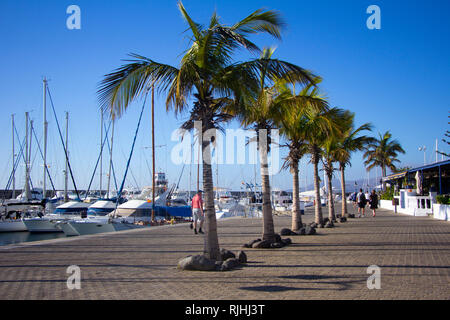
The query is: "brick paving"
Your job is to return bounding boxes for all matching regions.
[0,205,449,300]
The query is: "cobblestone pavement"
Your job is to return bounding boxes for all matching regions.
[0,205,449,300]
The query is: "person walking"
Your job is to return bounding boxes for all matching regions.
[351,192,357,209]
[191,190,204,234]
[369,190,379,217]
[356,188,367,217]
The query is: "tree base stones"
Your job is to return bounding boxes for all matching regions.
[177,255,217,271]
[252,239,272,248]
[178,250,247,272]
[304,225,316,235]
[243,239,261,248]
[237,251,247,263]
[280,228,297,236]
[324,220,334,228]
[339,217,347,223]
[245,235,293,249]
[220,248,236,261]
[310,222,324,228]
[280,226,316,236]
[218,258,241,271]
[348,214,355,218]
[270,242,284,248]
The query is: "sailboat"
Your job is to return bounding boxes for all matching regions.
[1,112,46,232]
[24,109,90,232]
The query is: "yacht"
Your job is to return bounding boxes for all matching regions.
[86,199,118,217]
[0,189,45,232]
[272,189,293,212]
[59,184,190,236]
[214,190,238,211]
[23,200,90,233]
[168,190,191,206]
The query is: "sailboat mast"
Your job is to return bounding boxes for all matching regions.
[24,112,31,201]
[43,78,48,199]
[107,119,115,198]
[100,110,103,196]
[64,112,69,202]
[11,114,15,198]
[151,81,156,222]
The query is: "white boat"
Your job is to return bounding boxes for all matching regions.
[59,189,171,236]
[57,199,119,235]
[272,189,293,212]
[0,219,27,232]
[57,216,145,236]
[23,201,90,233]
[214,190,238,211]
[299,188,326,207]
[169,190,190,206]
[0,189,45,232]
[87,199,117,216]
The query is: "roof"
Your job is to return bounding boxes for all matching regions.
[382,159,450,181]
[382,171,407,182]
[406,159,450,173]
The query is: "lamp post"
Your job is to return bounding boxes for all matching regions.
[418,146,426,165]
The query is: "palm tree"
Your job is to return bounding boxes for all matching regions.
[229,49,317,242]
[363,131,405,191]
[277,80,329,231]
[332,114,373,217]
[97,2,292,260]
[301,100,343,225]
[321,109,350,222]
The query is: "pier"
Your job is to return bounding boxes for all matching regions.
[0,206,449,300]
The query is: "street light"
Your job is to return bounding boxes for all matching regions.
[418,146,426,165]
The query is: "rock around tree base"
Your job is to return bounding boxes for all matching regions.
[177,249,247,272]
[242,233,293,249]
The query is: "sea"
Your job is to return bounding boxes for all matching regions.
[0,231,67,246]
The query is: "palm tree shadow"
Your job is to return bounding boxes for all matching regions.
[239,285,323,292]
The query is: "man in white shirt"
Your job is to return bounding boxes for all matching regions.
[356,188,367,217]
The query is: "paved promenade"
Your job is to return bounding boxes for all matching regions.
[0,206,449,300]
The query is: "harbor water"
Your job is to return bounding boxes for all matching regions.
[0,231,67,246]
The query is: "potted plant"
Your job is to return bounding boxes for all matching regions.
[433,195,450,221]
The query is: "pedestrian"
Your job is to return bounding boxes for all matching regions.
[191,190,204,234]
[356,188,367,217]
[369,190,379,217]
[351,192,357,208]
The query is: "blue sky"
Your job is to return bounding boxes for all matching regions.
[0,0,449,192]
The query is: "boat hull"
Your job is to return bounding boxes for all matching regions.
[0,220,27,232]
[62,219,146,236]
[23,218,63,233]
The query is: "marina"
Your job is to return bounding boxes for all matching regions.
[1,0,449,305]
[1,205,449,300]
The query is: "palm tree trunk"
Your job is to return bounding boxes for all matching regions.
[327,170,335,221]
[201,139,220,261]
[291,158,302,231]
[381,165,387,191]
[340,164,347,217]
[312,148,323,225]
[259,139,275,243]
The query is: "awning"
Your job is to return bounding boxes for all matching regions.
[382,171,407,182]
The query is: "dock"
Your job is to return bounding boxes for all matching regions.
[0,206,449,300]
